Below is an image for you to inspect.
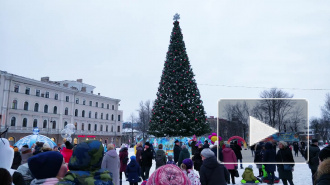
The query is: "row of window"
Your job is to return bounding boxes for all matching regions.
[12,100,56,113]
[10,117,120,132]
[73,109,120,121]
[11,100,121,121]
[14,85,116,110]
[11,117,57,129]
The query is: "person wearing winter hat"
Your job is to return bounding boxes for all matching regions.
[101,144,120,185]
[319,145,330,164]
[306,139,320,184]
[241,165,260,184]
[192,143,203,172]
[41,143,53,152]
[222,144,237,184]
[188,135,198,156]
[28,151,67,184]
[263,142,276,184]
[147,164,191,185]
[181,158,201,185]
[173,140,182,165]
[141,141,153,180]
[178,145,190,168]
[33,141,44,155]
[200,148,229,185]
[0,138,25,185]
[57,140,113,185]
[119,143,129,182]
[126,156,142,185]
[166,155,176,165]
[203,140,210,148]
[60,141,73,164]
[314,146,330,185]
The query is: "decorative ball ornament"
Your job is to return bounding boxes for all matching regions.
[181,104,182,106]
[195,118,198,121]
[162,106,164,108]
[197,106,199,108]
[33,127,40,135]
[176,119,178,121]
[176,81,178,83]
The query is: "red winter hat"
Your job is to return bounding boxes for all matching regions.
[147,164,191,185]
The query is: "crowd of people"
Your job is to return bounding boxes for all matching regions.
[1,137,330,185]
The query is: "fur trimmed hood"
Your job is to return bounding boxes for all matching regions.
[316,158,330,180]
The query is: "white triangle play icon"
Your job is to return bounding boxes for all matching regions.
[249,116,278,146]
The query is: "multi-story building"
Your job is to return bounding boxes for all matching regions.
[0,70,123,146]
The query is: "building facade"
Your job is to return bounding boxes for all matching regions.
[0,71,123,146]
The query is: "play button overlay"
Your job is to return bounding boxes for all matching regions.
[218,98,308,164]
[249,116,278,146]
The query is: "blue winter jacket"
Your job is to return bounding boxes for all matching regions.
[126,159,141,183]
[263,142,276,172]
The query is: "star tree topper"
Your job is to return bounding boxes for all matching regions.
[173,13,180,21]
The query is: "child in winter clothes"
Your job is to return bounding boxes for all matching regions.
[28,151,68,184]
[167,155,176,165]
[241,165,260,184]
[181,158,201,185]
[126,156,141,185]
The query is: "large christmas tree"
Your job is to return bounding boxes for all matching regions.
[149,14,211,137]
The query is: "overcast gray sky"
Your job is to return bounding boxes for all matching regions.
[1,0,329,122]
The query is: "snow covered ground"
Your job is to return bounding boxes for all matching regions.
[117,148,313,185]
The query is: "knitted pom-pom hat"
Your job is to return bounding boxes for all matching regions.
[147,164,191,185]
[182,158,193,169]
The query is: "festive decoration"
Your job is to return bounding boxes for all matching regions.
[14,127,56,149]
[227,136,248,149]
[148,14,210,137]
[59,123,76,144]
[208,133,222,144]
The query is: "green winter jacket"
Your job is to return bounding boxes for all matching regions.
[242,168,257,182]
[178,148,190,167]
[57,140,113,185]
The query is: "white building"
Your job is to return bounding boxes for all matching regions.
[0,71,123,146]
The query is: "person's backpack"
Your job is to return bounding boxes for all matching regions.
[155,153,164,165]
[123,157,129,164]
